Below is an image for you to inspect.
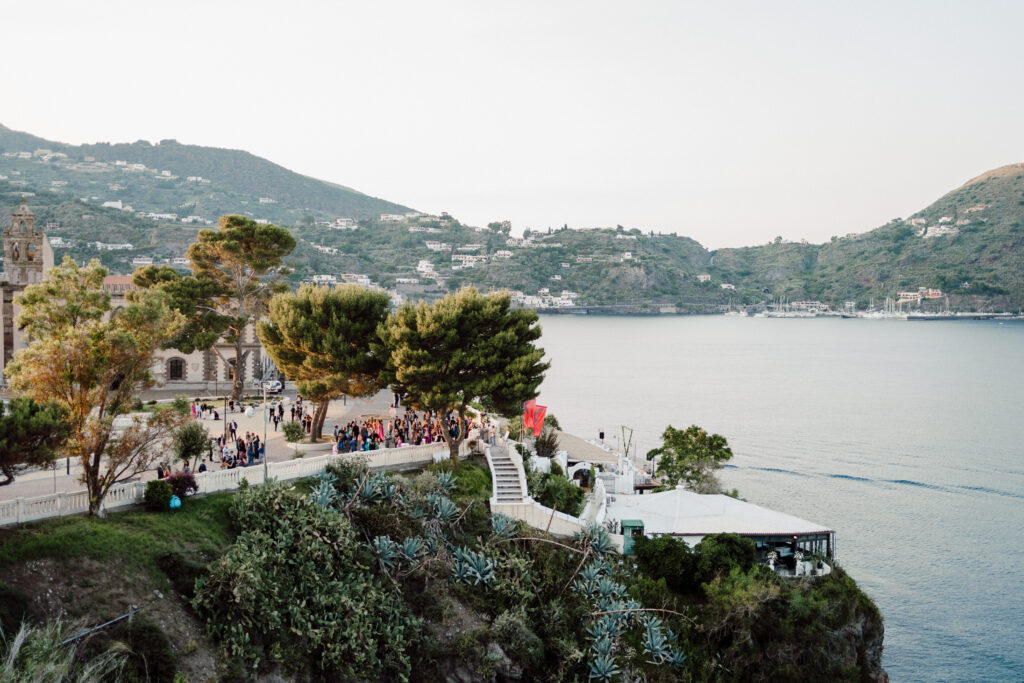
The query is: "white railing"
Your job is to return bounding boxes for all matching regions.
[579,477,607,526]
[0,441,467,527]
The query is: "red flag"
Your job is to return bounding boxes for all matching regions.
[531,404,547,437]
[523,400,547,437]
[522,400,536,432]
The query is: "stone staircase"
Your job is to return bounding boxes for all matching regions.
[488,445,527,504]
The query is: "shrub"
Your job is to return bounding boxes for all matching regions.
[534,427,560,459]
[111,616,176,683]
[194,481,419,678]
[156,552,207,600]
[633,534,698,594]
[0,582,34,635]
[173,421,209,468]
[282,420,306,443]
[490,608,544,671]
[695,533,757,584]
[528,469,584,517]
[166,471,199,499]
[170,394,190,415]
[143,480,173,511]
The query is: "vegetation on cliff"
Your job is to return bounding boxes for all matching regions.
[0,455,885,682]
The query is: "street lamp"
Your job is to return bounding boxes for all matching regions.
[262,381,268,482]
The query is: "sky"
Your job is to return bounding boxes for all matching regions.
[2,0,1023,248]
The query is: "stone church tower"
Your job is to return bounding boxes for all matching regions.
[2,198,53,286]
[1,199,54,376]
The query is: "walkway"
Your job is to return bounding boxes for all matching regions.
[0,390,396,502]
[487,443,528,505]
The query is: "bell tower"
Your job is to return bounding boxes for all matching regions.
[3,198,53,285]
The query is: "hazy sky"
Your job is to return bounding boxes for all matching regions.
[2,1,1023,247]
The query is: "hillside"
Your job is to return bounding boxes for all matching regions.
[712,165,1024,310]
[0,458,886,682]
[0,124,410,225]
[2,122,1022,310]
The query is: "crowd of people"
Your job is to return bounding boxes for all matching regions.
[329,406,499,454]
[164,395,502,481]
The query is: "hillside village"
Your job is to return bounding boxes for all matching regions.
[3,128,1023,313]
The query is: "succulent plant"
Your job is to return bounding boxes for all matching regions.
[587,653,621,682]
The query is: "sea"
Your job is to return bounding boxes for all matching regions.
[534,314,1024,683]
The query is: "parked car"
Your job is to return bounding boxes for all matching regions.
[261,379,283,393]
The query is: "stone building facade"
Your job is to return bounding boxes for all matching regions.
[1,201,275,393]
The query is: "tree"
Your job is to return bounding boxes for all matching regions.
[377,287,549,460]
[0,397,69,486]
[133,215,296,400]
[174,421,210,469]
[257,284,390,441]
[646,424,733,493]
[5,257,189,515]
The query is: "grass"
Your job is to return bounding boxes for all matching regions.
[428,455,492,502]
[0,493,236,579]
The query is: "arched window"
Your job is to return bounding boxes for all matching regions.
[168,358,186,381]
[26,243,35,262]
[11,243,19,261]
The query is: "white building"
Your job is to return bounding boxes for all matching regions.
[425,241,451,251]
[720,283,735,290]
[311,274,339,285]
[697,274,711,282]
[493,250,513,259]
[380,213,406,223]
[102,200,124,210]
[258,197,276,204]
[131,257,154,266]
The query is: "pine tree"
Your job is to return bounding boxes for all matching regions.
[133,214,295,400]
[0,397,69,486]
[377,287,549,460]
[257,285,390,441]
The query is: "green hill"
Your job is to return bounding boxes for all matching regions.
[711,164,1024,310]
[0,124,411,225]
[2,121,1022,310]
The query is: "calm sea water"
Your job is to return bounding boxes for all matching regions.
[535,315,1024,682]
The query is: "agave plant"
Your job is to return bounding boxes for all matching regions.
[435,471,457,493]
[596,577,625,599]
[642,617,672,663]
[309,479,338,508]
[587,653,621,682]
[400,537,426,563]
[372,535,401,569]
[431,495,460,525]
[422,535,441,556]
[578,561,605,583]
[490,513,517,539]
[575,576,600,599]
[589,634,615,658]
[668,648,688,669]
[451,546,496,586]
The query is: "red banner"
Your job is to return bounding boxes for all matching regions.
[523,400,547,437]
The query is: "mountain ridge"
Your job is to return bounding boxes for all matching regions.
[1,123,1021,310]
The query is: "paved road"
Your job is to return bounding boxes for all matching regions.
[0,389,397,502]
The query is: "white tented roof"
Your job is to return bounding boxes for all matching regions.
[606,488,832,537]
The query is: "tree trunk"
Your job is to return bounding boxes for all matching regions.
[312,400,329,442]
[85,454,103,516]
[232,338,245,401]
